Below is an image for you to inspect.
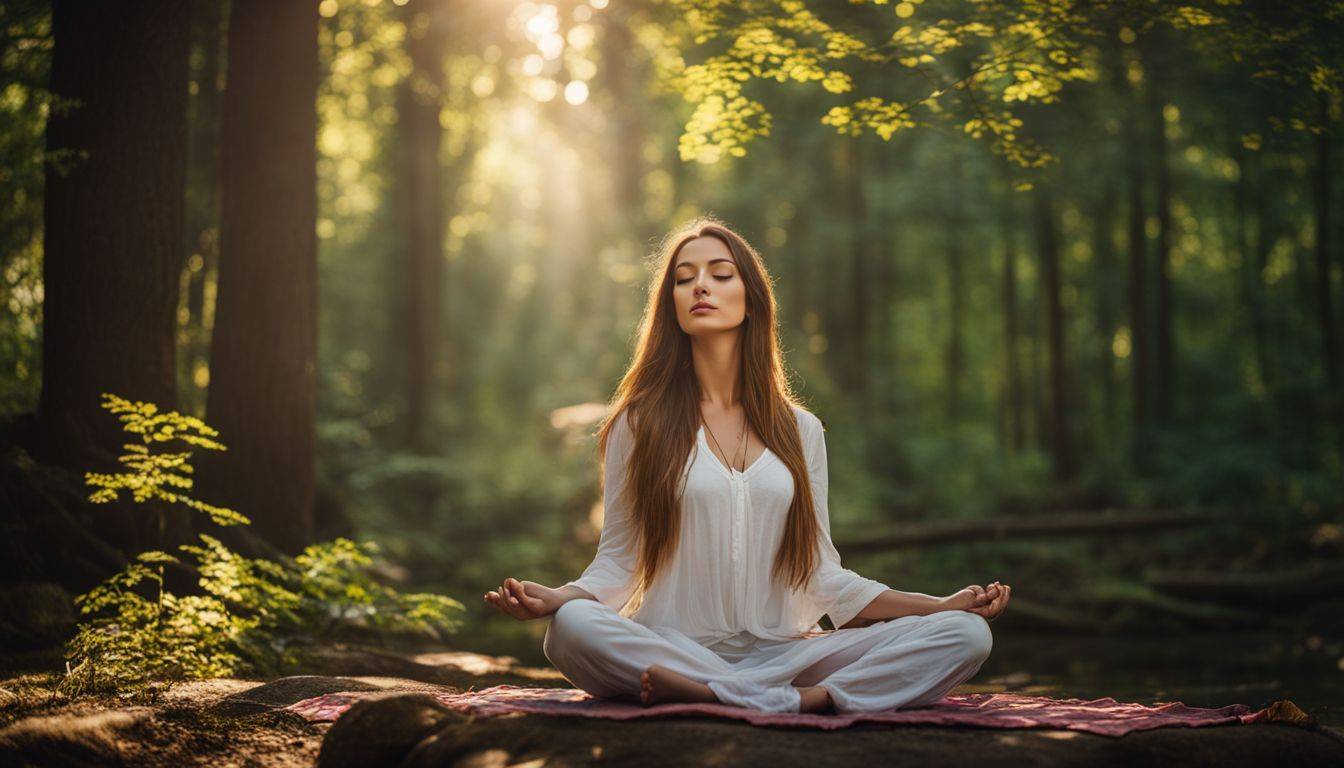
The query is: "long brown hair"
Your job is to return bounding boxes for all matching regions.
[594,215,822,614]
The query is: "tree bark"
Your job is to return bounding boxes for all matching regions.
[197,0,318,555]
[945,149,965,424]
[37,0,192,554]
[998,158,1024,455]
[1312,91,1339,421]
[1035,183,1073,482]
[847,138,871,401]
[1147,60,1175,428]
[1123,83,1150,470]
[38,0,192,465]
[397,0,449,454]
[1093,182,1119,440]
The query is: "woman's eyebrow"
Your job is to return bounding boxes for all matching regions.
[676,258,735,269]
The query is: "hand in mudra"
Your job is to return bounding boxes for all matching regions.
[945,581,1011,622]
[484,578,561,621]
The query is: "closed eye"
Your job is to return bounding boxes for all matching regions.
[676,275,733,285]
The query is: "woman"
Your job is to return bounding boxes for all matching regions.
[485,217,1011,714]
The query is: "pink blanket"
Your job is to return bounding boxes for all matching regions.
[284,684,1290,737]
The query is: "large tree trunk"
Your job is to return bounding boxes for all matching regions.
[197,0,318,555]
[397,0,449,454]
[1035,183,1073,482]
[36,0,193,554]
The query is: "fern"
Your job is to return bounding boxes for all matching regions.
[84,392,249,528]
[61,393,466,700]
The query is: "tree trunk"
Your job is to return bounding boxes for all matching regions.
[998,159,1024,455]
[945,149,965,424]
[870,143,900,418]
[198,0,318,555]
[1093,182,1119,442]
[397,0,449,454]
[600,12,649,243]
[37,0,193,554]
[847,138,871,401]
[1148,66,1175,429]
[1312,91,1339,428]
[1035,183,1073,482]
[1124,87,1150,470]
[820,135,850,387]
[1234,142,1271,394]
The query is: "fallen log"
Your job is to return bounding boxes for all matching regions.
[1088,584,1267,632]
[836,508,1235,553]
[1145,561,1344,610]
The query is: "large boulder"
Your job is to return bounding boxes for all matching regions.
[317,693,466,768]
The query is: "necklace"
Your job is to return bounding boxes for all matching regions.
[702,406,748,473]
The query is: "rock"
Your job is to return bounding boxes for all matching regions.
[0,707,151,767]
[0,582,76,652]
[316,693,466,768]
[396,708,1344,768]
[214,675,386,716]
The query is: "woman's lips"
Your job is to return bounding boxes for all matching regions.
[691,306,715,314]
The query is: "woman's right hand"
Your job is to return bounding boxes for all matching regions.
[484,577,562,621]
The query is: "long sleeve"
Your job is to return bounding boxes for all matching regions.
[801,412,890,629]
[560,409,639,612]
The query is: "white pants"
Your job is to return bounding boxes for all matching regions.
[542,598,993,714]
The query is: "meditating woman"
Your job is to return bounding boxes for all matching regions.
[484,217,1012,714]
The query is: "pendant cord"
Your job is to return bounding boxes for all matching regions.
[702,406,748,473]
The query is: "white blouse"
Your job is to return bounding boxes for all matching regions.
[561,404,891,647]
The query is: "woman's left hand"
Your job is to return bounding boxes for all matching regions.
[944,582,1011,622]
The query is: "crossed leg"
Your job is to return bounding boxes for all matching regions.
[787,609,994,713]
[544,599,802,711]
[542,598,734,704]
[542,598,993,714]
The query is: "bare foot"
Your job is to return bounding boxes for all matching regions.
[639,664,719,706]
[796,685,834,714]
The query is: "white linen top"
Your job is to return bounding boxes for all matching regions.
[561,404,891,647]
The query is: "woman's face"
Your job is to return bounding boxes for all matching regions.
[672,236,747,336]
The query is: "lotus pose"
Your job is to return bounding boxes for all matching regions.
[486,217,1011,714]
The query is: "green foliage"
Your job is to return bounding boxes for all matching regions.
[84,393,249,528]
[651,0,1343,166]
[0,0,52,415]
[61,394,466,699]
[290,536,466,639]
[62,546,256,697]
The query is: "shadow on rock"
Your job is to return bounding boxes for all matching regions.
[0,707,152,767]
[213,675,386,717]
[317,693,470,768]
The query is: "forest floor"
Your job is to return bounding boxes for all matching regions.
[2,642,1343,768]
